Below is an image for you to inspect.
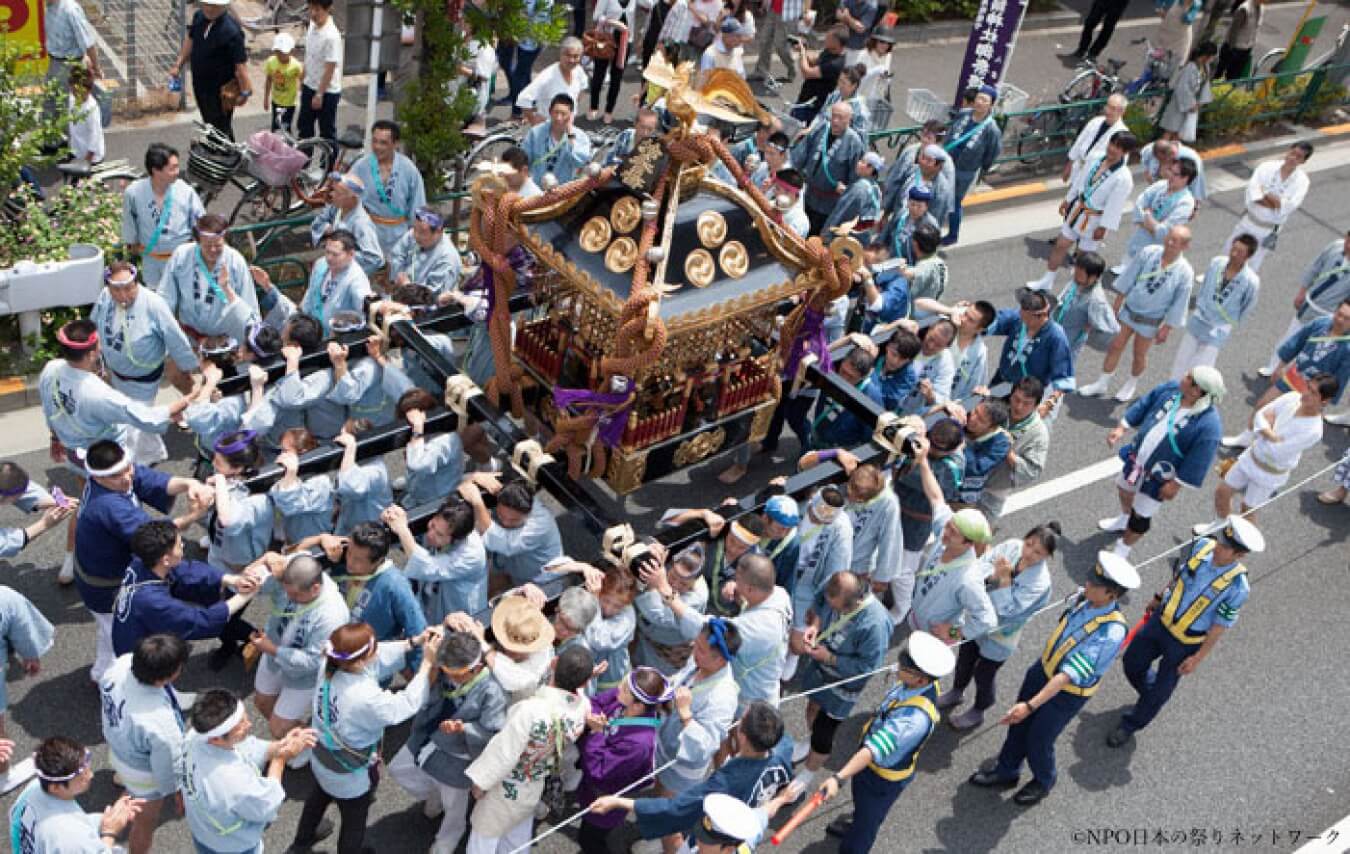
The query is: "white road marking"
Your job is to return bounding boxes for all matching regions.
[1000,455,1123,516]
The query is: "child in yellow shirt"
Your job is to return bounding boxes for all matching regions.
[263,33,303,134]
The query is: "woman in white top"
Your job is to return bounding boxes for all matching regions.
[589,0,638,123]
[67,65,104,164]
[856,29,895,102]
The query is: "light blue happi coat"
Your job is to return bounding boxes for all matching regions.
[389,230,463,295]
[1184,255,1260,347]
[121,178,205,286]
[270,475,336,545]
[91,287,198,398]
[404,432,465,508]
[632,580,708,676]
[482,500,564,585]
[0,587,54,712]
[40,361,171,452]
[402,534,488,624]
[521,121,593,185]
[335,459,394,535]
[184,391,277,462]
[310,203,387,275]
[179,735,285,853]
[158,242,259,340]
[207,481,274,569]
[301,258,374,336]
[1116,244,1194,337]
[358,152,428,257]
[1123,179,1195,264]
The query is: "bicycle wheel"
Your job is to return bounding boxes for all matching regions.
[273,0,309,27]
[1011,113,1052,164]
[1059,70,1102,105]
[289,137,337,211]
[229,181,296,258]
[467,132,525,174]
[1252,48,1284,77]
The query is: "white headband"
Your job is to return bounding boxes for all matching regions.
[84,454,131,478]
[199,702,245,740]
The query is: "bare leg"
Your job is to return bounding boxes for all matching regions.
[1213,480,1235,520]
[127,795,167,854]
[1102,328,1134,375]
[1046,236,1075,272]
[254,692,277,721]
[1129,334,1153,377]
[1117,487,1134,515]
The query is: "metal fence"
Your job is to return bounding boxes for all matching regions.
[868,62,1350,170]
[84,0,187,117]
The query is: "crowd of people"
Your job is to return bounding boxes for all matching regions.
[9,1,1350,853]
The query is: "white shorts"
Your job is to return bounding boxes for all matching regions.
[1060,217,1105,252]
[1223,450,1289,507]
[253,656,313,721]
[1114,471,1163,518]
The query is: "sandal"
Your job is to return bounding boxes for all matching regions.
[1316,489,1347,505]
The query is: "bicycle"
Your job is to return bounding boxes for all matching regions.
[1060,38,1173,103]
[238,0,310,32]
[1253,21,1348,77]
[184,121,339,252]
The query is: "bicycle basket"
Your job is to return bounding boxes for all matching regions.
[905,88,949,124]
[245,131,309,187]
[186,140,241,189]
[997,83,1029,116]
[867,97,895,133]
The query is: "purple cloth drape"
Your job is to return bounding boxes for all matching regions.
[553,387,634,448]
[783,306,832,382]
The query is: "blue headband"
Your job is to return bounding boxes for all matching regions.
[414,207,444,229]
[707,617,736,661]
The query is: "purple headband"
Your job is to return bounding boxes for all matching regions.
[245,324,269,358]
[213,430,257,456]
[626,666,675,705]
[104,265,138,286]
[324,638,373,661]
[414,207,444,230]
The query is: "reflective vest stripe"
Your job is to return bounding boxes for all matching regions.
[1040,610,1127,696]
[862,694,939,781]
[1160,542,1245,645]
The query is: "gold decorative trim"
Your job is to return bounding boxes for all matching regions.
[696,210,728,248]
[579,217,612,253]
[684,248,716,288]
[610,197,641,234]
[719,241,748,279]
[748,399,776,444]
[673,426,727,467]
[605,237,638,274]
[606,448,649,495]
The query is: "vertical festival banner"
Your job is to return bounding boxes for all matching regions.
[954,0,1029,104]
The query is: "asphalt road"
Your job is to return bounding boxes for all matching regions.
[3,121,1348,851]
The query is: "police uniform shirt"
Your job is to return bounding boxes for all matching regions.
[1045,599,1127,691]
[862,682,938,775]
[1161,538,1250,637]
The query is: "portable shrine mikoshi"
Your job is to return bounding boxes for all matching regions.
[467,65,866,494]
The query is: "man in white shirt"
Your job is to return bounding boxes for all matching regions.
[1196,373,1335,533]
[1062,94,1127,187]
[1028,132,1137,292]
[516,37,588,124]
[1222,142,1311,272]
[701,18,749,73]
[300,0,343,141]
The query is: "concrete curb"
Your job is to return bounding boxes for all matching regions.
[962,120,1350,213]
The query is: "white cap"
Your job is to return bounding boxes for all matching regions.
[201,0,231,5]
[273,33,296,54]
[1094,550,1141,590]
[902,631,956,679]
[696,794,762,845]
[1217,515,1265,553]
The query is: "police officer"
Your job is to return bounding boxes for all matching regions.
[1107,515,1264,748]
[816,631,955,853]
[969,552,1139,806]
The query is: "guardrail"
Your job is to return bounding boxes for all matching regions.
[866,61,1349,170]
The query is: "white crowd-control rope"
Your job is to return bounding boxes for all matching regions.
[507,454,1346,853]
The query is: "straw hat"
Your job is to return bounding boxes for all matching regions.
[491,595,555,654]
